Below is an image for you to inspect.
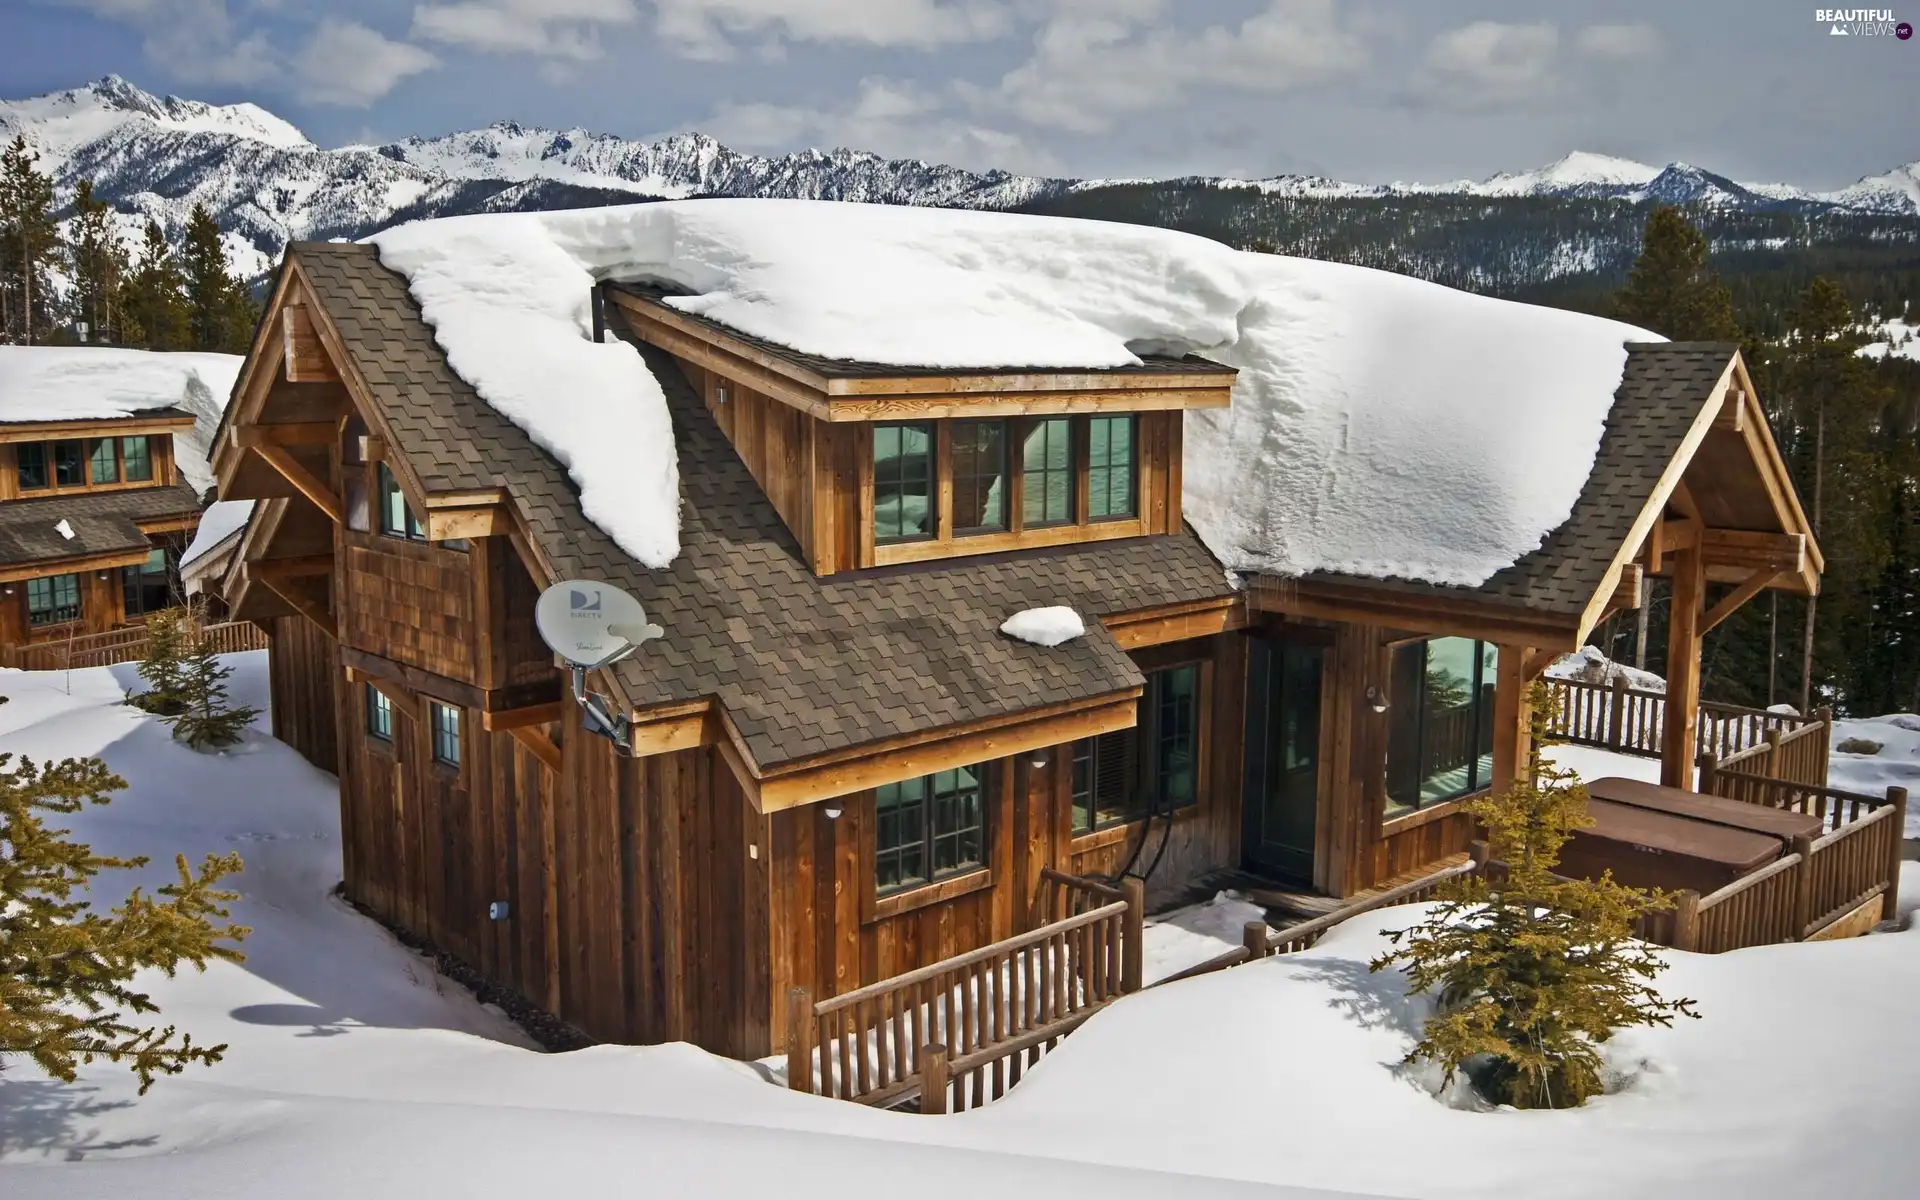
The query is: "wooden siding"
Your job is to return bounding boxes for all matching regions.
[269,613,340,774]
[339,531,477,682]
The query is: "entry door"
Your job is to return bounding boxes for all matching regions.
[1244,639,1324,884]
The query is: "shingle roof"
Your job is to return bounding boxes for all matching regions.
[294,242,1233,769]
[0,482,201,567]
[1295,341,1735,617]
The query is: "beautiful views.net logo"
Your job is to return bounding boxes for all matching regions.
[1815,8,1913,36]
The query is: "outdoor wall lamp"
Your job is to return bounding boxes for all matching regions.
[1030,748,1050,768]
[1366,684,1390,714]
[823,804,843,820]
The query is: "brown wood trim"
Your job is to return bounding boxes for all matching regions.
[424,504,509,541]
[870,868,994,923]
[821,388,1231,421]
[254,571,337,641]
[134,514,199,536]
[1102,596,1243,650]
[1251,577,1582,650]
[282,304,340,383]
[481,701,564,732]
[0,548,153,585]
[0,414,196,444]
[1379,792,1480,838]
[339,644,558,714]
[1068,822,1138,853]
[251,443,343,524]
[508,723,562,772]
[872,517,1147,567]
[234,422,337,448]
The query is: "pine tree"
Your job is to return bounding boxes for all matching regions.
[1372,684,1698,1109]
[0,752,248,1092]
[63,180,132,345]
[180,205,255,353]
[133,607,194,716]
[123,219,187,351]
[0,135,60,345]
[1611,207,1741,342]
[163,635,261,750]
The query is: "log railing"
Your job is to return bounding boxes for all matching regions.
[0,618,269,671]
[1698,763,1894,833]
[1541,677,1829,768]
[786,873,1143,1113]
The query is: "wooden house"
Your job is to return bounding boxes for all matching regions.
[211,241,1819,1061]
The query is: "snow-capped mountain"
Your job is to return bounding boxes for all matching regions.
[3,77,1916,286]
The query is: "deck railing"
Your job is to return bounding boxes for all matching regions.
[1,618,269,672]
[1542,676,1830,770]
[785,872,1142,1113]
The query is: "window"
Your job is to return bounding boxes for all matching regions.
[365,684,393,741]
[88,438,119,484]
[1071,663,1202,834]
[17,443,47,490]
[1385,638,1499,818]
[950,419,1007,535]
[872,422,934,543]
[1087,416,1136,520]
[118,436,151,483]
[430,701,461,766]
[1021,418,1073,527]
[26,573,81,627]
[875,764,988,895]
[378,463,427,541]
[53,441,85,487]
[122,547,174,618]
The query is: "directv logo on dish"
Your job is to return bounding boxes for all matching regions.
[1815,8,1910,35]
[570,588,602,613]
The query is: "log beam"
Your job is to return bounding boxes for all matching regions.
[1698,528,1805,575]
[1661,546,1705,789]
[1701,568,1779,636]
[251,444,343,525]
[481,701,564,732]
[235,422,337,448]
[256,571,337,641]
[251,553,334,582]
[509,725,562,772]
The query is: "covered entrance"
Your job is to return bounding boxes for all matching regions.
[1243,637,1323,884]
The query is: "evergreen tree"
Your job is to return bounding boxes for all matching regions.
[180,205,255,353]
[0,752,247,1092]
[123,219,187,351]
[133,608,194,716]
[163,635,261,750]
[63,180,133,345]
[1372,685,1698,1109]
[1610,206,1741,342]
[0,135,59,345]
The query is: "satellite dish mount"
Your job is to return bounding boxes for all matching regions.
[533,580,665,756]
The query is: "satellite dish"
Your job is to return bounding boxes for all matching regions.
[535,580,663,669]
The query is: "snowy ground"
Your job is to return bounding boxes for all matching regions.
[6,656,1919,1199]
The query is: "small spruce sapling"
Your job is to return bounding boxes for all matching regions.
[0,753,248,1092]
[163,635,260,750]
[1371,682,1698,1109]
[133,608,192,716]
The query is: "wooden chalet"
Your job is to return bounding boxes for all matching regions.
[211,241,1821,1063]
[0,401,205,660]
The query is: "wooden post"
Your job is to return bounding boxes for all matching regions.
[1120,876,1145,994]
[1243,920,1270,961]
[1490,644,1530,794]
[1886,787,1907,923]
[785,987,813,1093]
[1607,676,1627,751]
[1468,839,1490,872]
[1763,728,1783,777]
[1671,889,1701,951]
[920,1043,950,1115]
[1816,708,1835,787]
[1697,751,1719,798]
[1790,834,1816,940]
[1662,547,1704,790]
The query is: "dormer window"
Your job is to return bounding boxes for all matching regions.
[378,462,427,541]
[873,422,934,543]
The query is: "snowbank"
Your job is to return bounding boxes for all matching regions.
[1828,713,1920,838]
[181,498,254,567]
[370,199,1655,585]
[0,346,241,495]
[1547,644,1666,693]
[1000,605,1086,648]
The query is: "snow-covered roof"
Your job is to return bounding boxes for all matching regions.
[181,499,254,570]
[0,346,243,495]
[369,199,1658,587]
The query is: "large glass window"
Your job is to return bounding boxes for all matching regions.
[874,764,988,894]
[1071,663,1201,834]
[365,684,393,741]
[430,701,461,766]
[1385,638,1499,818]
[1021,417,1074,528]
[118,436,152,483]
[16,443,47,490]
[88,438,119,484]
[1087,416,1136,521]
[53,441,85,487]
[122,547,174,618]
[378,463,427,541]
[872,422,934,543]
[26,573,81,627]
[950,419,1007,535]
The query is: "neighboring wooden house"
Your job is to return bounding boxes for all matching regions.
[211,241,1818,1061]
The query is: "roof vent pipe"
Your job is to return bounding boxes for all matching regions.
[590,284,606,344]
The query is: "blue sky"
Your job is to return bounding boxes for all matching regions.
[3,1,1914,187]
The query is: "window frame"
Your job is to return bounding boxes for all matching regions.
[122,546,175,620]
[88,438,119,485]
[871,420,937,545]
[1086,415,1138,522]
[429,700,462,768]
[52,440,86,488]
[1383,637,1499,821]
[377,462,428,542]
[1019,416,1076,529]
[872,762,992,900]
[118,436,152,483]
[16,443,48,491]
[1070,660,1205,837]
[949,418,1009,537]
[26,572,82,628]
[364,683,393,742]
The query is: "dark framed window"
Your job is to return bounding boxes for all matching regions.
[950,419,1007,535]
[1071,663,1202,834]
[1087,416,1136,520]
[1021,417,1073,527]
[16,443,47,490]
[365,683,393,741]
[122,547,174,618]
[872,421,935,543]
[378,463,427,541]
[430,701,461,766]
[26,573,81,627]
[88,438,119,484]
[53,441,85,487]
[1385,638,1499,819]
[875,764,988,895]
[118,436,152,483]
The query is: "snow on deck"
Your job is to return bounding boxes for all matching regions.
[370,199,1656,585]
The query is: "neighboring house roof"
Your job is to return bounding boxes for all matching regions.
[0,403,193,429]
[293,243,1234,769]
[0,481,201,568]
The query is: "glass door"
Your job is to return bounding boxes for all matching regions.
[1243,638,1323,883]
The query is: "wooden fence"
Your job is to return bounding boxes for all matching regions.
[786,872,1143,1113]
[1,618,269,671]
[1542,676,1829,770]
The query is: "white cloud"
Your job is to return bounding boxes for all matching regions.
[1422,21,1560,108]
[1576,23,1664,61]
[985,0,1368,135]
[62,0,277,85]
[411,0,641,62]
[650,0,1011,60]
[294,21,439,107]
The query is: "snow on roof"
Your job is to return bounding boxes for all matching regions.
[0,346,243,496]
[1000,606,1086,648]
[181,499,254,569]
[370,199,1657,586]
